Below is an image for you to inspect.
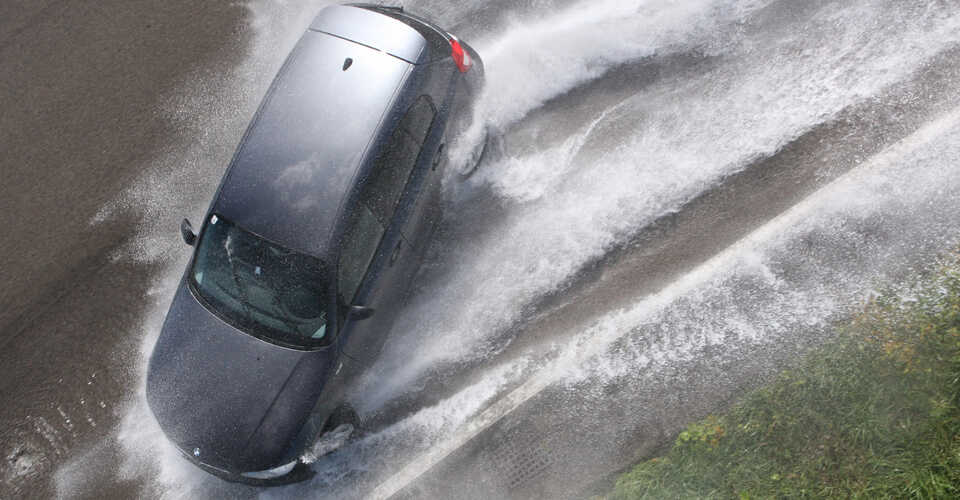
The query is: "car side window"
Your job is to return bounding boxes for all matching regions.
[405,96,435,146]
[337,204,384,303]
[337,97,436,304]
[364,96,436,225]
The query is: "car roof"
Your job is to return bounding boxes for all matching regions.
[212,6,427,259]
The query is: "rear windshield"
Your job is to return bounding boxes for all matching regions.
[365,6,450,57]
[190,214,330,348]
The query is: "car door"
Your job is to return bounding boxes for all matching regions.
[337,103,427,364]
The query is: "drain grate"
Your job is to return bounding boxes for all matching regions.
[485,429,557,491]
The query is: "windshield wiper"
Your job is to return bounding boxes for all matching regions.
[264,274,303,335]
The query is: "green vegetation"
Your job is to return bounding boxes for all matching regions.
[608,250,960,499]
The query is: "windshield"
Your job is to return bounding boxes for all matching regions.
[189,214,330,348]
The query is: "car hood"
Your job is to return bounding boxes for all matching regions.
[146,280,336,472]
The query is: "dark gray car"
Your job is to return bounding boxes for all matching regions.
[145,4,484,484]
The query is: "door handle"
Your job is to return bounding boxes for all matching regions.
[389,239,403,265]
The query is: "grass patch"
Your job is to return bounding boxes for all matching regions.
[606,250,960,499]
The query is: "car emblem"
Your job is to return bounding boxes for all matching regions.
[193,447,201,457]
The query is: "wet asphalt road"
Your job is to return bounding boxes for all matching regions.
[0,3,250,497]
[3,1,960,499]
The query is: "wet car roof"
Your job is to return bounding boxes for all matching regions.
[213,10,423,258]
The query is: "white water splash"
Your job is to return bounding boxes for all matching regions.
[359,0,960,413]
[368,101,960,500]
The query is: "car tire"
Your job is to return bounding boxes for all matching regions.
[324,403,362,433]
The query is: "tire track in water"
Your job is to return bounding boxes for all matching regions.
[519,42,960,357]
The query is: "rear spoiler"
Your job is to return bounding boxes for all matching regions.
[348,3,404,12]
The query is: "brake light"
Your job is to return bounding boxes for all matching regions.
[449,36,472,73]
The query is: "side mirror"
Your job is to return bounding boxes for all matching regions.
[180,218,197,246]
[347,305,375,321]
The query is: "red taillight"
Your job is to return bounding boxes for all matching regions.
[449,36,472,73]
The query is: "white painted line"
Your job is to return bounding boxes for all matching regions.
[367,105,960,500]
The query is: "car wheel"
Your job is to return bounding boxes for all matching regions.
[324,403,361,433]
